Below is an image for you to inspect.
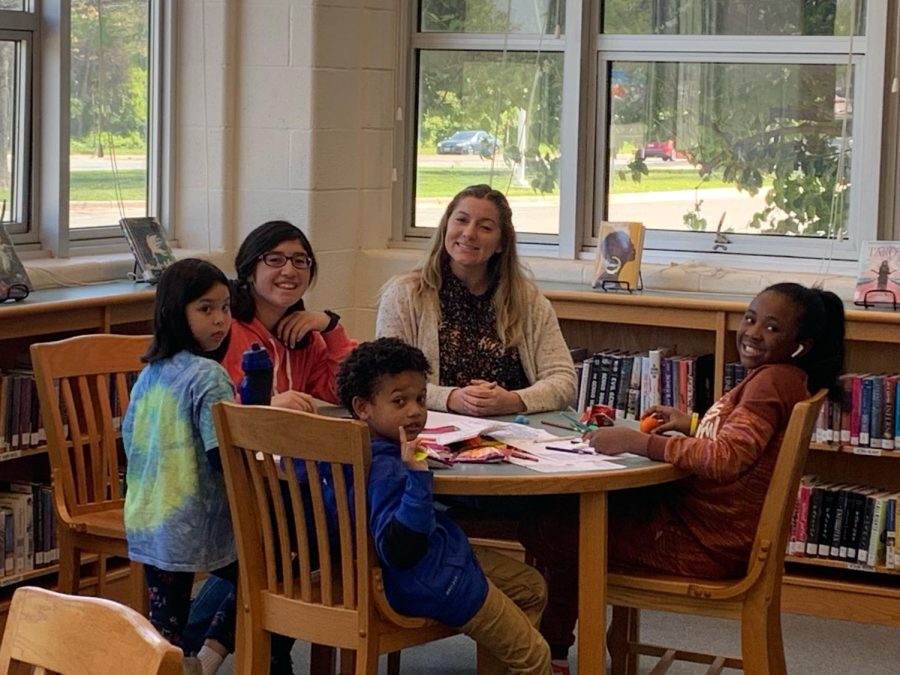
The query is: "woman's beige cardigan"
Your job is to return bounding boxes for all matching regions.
[376,274,577,413]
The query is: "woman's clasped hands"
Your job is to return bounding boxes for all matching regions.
[447,379,526,417]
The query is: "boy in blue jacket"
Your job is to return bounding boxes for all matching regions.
[337,337,551,674]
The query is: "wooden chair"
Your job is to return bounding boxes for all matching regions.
[0,585,182,675]
[607,388,828,675]
[30,334,151,613]
[212,402,457,675]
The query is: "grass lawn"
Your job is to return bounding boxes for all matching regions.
[70,169,147,201]
[416,166,757,198]
[25,166,764,204]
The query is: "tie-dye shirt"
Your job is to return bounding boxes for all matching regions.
[123,350,236,571]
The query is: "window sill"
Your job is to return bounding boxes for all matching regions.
[22,249,232,290]
[365,247,859,303]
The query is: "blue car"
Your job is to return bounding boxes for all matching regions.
[437,130,499,155]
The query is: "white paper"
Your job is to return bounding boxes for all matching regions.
[421,410,559,445]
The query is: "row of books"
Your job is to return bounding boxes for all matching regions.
[574,348,714,420]
[0,369,138,454]
[723,362,748,394]
[0,482,58,578]
[0,370,45,452]
[787,476,900,569]
[813,373,900,450]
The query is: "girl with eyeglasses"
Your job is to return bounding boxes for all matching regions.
[222,220,357,412]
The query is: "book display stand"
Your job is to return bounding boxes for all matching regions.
[853,241,899,311]
[0,283,30,303]
[596,273,643,294]
[855,289,898,311]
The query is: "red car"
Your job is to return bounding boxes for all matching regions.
[636,139,678,161]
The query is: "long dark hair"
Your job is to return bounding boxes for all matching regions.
[144,258,231,363]
[410,184,532,346]
[231,220,318,323]
[765,282,845,398]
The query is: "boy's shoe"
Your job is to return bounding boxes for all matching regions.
[182,656,203,675]
[550,659,570,675]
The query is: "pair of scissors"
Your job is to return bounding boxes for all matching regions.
[560,412,599,432]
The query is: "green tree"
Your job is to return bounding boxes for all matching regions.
[70,0,149,155]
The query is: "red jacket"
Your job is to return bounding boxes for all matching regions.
[222,317,356,404]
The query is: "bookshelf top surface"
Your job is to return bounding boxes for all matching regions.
[0,281,155,317]
[539,282,900,325]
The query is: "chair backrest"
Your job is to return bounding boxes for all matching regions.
[0,586,182,675]
[742,388,827,594]
[31,334,151,519]
[213,401,376,647]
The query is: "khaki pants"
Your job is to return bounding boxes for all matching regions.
[458,546,552,675]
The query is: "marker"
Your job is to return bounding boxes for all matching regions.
[543,442,592,455]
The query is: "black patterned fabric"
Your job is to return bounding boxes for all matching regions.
[437,270,528,391]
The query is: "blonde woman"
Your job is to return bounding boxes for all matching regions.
[377,184,576,416]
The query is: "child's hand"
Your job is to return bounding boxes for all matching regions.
[640,405,690,435]
[275,310,333,348]
[399,427,429,472]
[582,426,650,456]
[271,390,317,413]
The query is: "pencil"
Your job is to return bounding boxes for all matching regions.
[541,420,578,432]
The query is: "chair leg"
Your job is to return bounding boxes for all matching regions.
[354,639,379,675]
[386,651,401,675]
[233,594,270,675]
[56,530,80,595]
[97,555,109,597]
[130,561,148,615]
[740,599,786,675]
[608,606,639,675]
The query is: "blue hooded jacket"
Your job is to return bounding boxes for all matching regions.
[367,438,488,627]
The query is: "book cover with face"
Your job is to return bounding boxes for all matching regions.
[854,241,900,305]
[593,221,645,290]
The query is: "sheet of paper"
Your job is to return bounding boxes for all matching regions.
[506,450,626,473]
[421,410,559,445]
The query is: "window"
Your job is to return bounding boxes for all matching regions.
[0,6,34,235]
[408,0,565,238]
[0,1,168,253]
[404,0,888,262]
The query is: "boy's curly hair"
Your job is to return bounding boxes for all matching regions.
[337,337,432,415]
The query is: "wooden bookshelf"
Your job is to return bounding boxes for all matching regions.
[542,283,900,627]
[0,282,155,628]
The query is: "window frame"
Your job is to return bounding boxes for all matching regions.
[0,11,36,237]
[398,0,891,264]
[3,0,171,256]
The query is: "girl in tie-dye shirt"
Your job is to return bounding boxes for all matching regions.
[123,259,235,673]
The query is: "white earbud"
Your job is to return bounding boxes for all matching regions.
[791,345,804,358]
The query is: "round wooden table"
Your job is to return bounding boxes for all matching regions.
[432,458,688,674]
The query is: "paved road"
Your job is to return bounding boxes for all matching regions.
[416,187,773,235]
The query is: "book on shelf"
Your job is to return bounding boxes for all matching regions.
[853,240,900,307]
[119,217,176,283]
[0,491,32,573]
[0,506,13,575]
[0,222,33,300]
[592,221,645,291]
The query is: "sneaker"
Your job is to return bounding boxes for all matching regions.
[550,659,570,675]
[182,656,203,675]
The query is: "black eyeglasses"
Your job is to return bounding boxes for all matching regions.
[259,252,313,270]
[0,283,29,303]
